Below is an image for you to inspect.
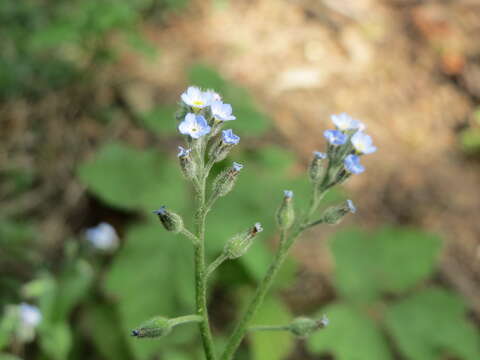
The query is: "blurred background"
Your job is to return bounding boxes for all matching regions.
[1,0,480,359]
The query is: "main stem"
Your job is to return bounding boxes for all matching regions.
[220,230,299,360]
[195,176,217,360]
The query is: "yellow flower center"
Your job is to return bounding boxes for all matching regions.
[193,100,203,106]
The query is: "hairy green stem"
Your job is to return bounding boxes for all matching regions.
[220,229,300,360]
[206,254,228,280]
[248,324,290,332]
[169,314,203,327]
[195,176,217,360]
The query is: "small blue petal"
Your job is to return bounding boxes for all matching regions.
[324,130,347,145]
[344,154,365,174]
[313,151,327,159]
[177,146,191,157]
[152,206,167,215]
[283,190,293,198]
[222,129,240,145]
[232,162,243,171]
[346,199,356,213]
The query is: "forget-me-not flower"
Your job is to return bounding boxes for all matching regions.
[222,129,240,145]
[232,162,243,171]
[284,190,293,198]
[344,154,365,174]
[331,113,365,131]
[313,151,327,159]
[177,146,191,158]
[178,113,211,139]
[19,303,42,328]
[324,130,347,146]
[85,222,119,251]
[211,100,236,121]
[351,131,377,154]
[181,86,212,109]
[205,89,222,102]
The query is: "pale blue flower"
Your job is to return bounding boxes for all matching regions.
[205,89,222,102]
[324,130,347,145]
[222,129,240,145]
[351,131,377,154]
[346,199,356,213]
[177,146,191,157]
[344,154,365,174]
[232,162,243,171]
[152,206,167,216]
[211,100,236,121]
[85,222,119,251]
[284,190,293,198]
[19,303,42,328]
[313,151,327,159]
[331,113,365,131]
[178,113,211,139]
[320,314,329,327]
[181,86,212,108]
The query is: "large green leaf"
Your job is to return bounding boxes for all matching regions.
[104,223,195,359]
[82,303,133,360]
[78,142,186,211]
[385,287,480,360]
[249,297,294,360]
[331,227,442,302]
[306,303,392,360]
[188,63,270,136]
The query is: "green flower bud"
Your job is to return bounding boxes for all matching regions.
[177,146,196,180]
[131,316,172,338]
[289,315,329,338]
[153,206,184,233]
[224,223,263,259]
[208,129,240,163]
[309,151,327,183]
[275,190,295,230]
[211,162,243,198]
[321,199,356,225]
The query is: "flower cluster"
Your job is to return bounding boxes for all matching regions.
[319,113,376,186]
[178,86,236,140]
[176,86,242,186]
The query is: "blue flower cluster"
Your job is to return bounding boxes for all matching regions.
[322,113,376,176]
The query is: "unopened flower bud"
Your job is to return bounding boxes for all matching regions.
[208,129,240,163]
[211,162,243,198]
[131,316,172,338]
[153,206,184,233]
[224,223,263,259]
[276,190,295,230]
[289,315,329,338]
[321,199,356,225]
[309,151,327,183]
[178,146,196,180]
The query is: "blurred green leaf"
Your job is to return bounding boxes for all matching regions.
[331,227,442,302]
[82,304,133,360]
[0,307,17,351]
[52,260,94,323]
[188,63,270,136]
[78,142,186,211]
[306,303,392,360]
[0,354,22,360]
[460,128,480,154]
[138,105,178,135]
[250,297,294,360]
[39,322,72,360]
[385,287,480,360]
[104,223,194,359]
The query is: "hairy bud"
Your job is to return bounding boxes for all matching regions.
[131,316,172,339]
[224,223,263,259]
[289,315,329,338]
[321,199,356,225]
[211,162,243,198]
[153,206,184,233]
[309,151,327,183]
[275,190,295,230]
[177,146,196,180]
[208,129,240,163]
